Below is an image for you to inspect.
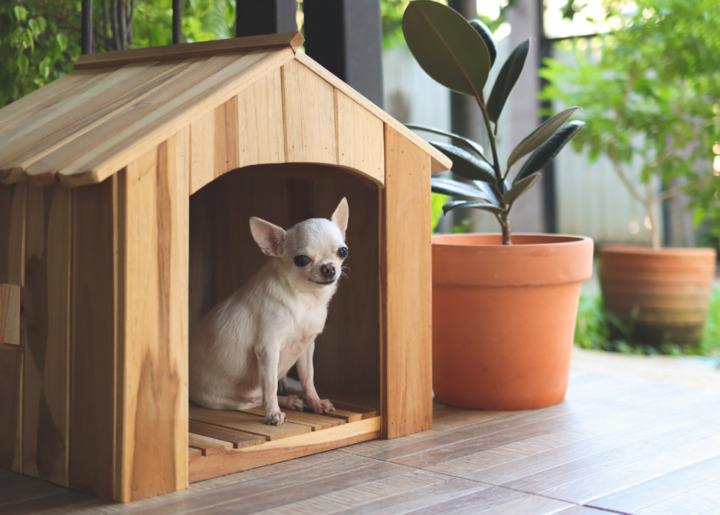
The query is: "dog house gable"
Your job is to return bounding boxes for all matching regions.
[0,33,450,502]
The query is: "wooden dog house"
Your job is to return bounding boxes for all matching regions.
[0,33,449,502]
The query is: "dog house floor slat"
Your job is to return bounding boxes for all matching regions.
[188,399,381,484]
[241,406,345,431]
[189,420,266,449]
[190,405,311,441]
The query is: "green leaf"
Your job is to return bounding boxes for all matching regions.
[514,121,585,183]
[487,39,530,123]
[431,177,492,202]
[502,172,541,206]
[507,107,580,169]
[13,6,27,22]
[443,199,505,216]
[402,0,491,97]
[16,54,29,75]
[39,56,51,80]
[406,124,486,159]
[431,142,497,184]
[468,19,497,65]
[56,33,68,51]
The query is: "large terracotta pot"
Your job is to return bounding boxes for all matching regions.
[432,233,594,410]
[600,245,717,347]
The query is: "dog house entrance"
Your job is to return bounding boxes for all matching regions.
[187,163,381,482]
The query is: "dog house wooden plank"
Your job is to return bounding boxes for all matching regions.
[188,433,234,456]
[188,447,202,459]
[5,63,193,187]
[0,348,23,472]
[188,416,381,483]
[213,96,240,179]
[236,70,285,171]
[189,420,266,449]
[282,59,337,164]
[22,184,72,485]
[189,405,311,441]
[115,130,189,502]
[0,182,26,286]
[58,47,296,187]
[381,125,433,440]
[335,90,384,186]
[69,177,117,500]
[241,407,345,431]
[1,284,20,345]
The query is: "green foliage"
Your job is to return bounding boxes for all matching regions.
[540,0,720,249]
[0,1,81,107]
[402,1,583,244]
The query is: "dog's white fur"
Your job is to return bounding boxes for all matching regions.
[189,198,349,425]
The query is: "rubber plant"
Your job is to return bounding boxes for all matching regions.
[402,0,584,244]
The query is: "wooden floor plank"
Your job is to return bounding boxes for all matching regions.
[188,433,233,456]
[188,420,265,449]
[189,405,311,441]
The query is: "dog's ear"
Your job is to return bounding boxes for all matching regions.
[331,197,349,239]
[250,217,286,257]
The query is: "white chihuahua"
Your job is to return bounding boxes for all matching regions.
[189,198,349,425]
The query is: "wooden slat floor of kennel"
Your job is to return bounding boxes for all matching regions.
[188,401,380,483]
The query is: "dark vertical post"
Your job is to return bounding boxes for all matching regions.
[172,0,182,44]
[235,0,297,37]
[303,0,384,108]
[447,1,482,143]
[81,0,93,54]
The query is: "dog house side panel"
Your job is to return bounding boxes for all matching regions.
[381,125,433,439]
[335,90,385,185]
[0,347,23,472]
[0,182,27,286]
[69,177,118,499]
[22,184,72,486]
[116,130,189,502]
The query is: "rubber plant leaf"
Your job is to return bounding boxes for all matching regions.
[507,106,580,169]
[502,172,541,206]
[431,142,498,184]
[402,0,491,97]
[514,121,585,184]
[431,177,493,202]
[443,199,505,216]
[407,124,486,159]
[469,19,497,65]
[487,38,530,124]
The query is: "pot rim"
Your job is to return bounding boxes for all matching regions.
[431,232,592,248]
[600,244,717,258]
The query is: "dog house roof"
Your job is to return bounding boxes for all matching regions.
[0,32,449,189]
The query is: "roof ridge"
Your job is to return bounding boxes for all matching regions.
[74,31,304,70]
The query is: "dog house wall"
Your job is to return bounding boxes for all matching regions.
[0,33,450,502]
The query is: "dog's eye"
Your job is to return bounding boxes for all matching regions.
[294,255,311,267]
[337,247,348,259]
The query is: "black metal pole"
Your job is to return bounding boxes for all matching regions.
[172,0,182,44]
[81,0,93,54]
[236,0,297,37]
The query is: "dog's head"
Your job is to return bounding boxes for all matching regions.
[250,198,349,291]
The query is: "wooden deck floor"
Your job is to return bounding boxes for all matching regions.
[2,367,720,514]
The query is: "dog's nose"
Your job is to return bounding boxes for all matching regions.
[321,263,336,279]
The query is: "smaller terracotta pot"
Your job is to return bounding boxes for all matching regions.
[432,233,594,410]
[600,245,717,347]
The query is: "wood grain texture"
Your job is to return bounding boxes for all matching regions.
[282,59,337,164]
[69,177,117,499]
[188,420,265,449]
[380,125,433,439]
[0,182,27,285]
[116,128,189,502]
[22,184,72,485]
[0,348,23,472]
[74,32,304,70]
[335,89,384,185]
[1,284,21,345]
[189,406,311,441]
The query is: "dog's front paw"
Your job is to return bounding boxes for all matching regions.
[308,397,335,414]
[265,410,286,425]
[283,394,306,412]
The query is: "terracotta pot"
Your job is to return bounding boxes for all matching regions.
[600,245,717,347]
[432,233,594,410]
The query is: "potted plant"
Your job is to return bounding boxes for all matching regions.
[540,0,719,348]
[402,0,593,410]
